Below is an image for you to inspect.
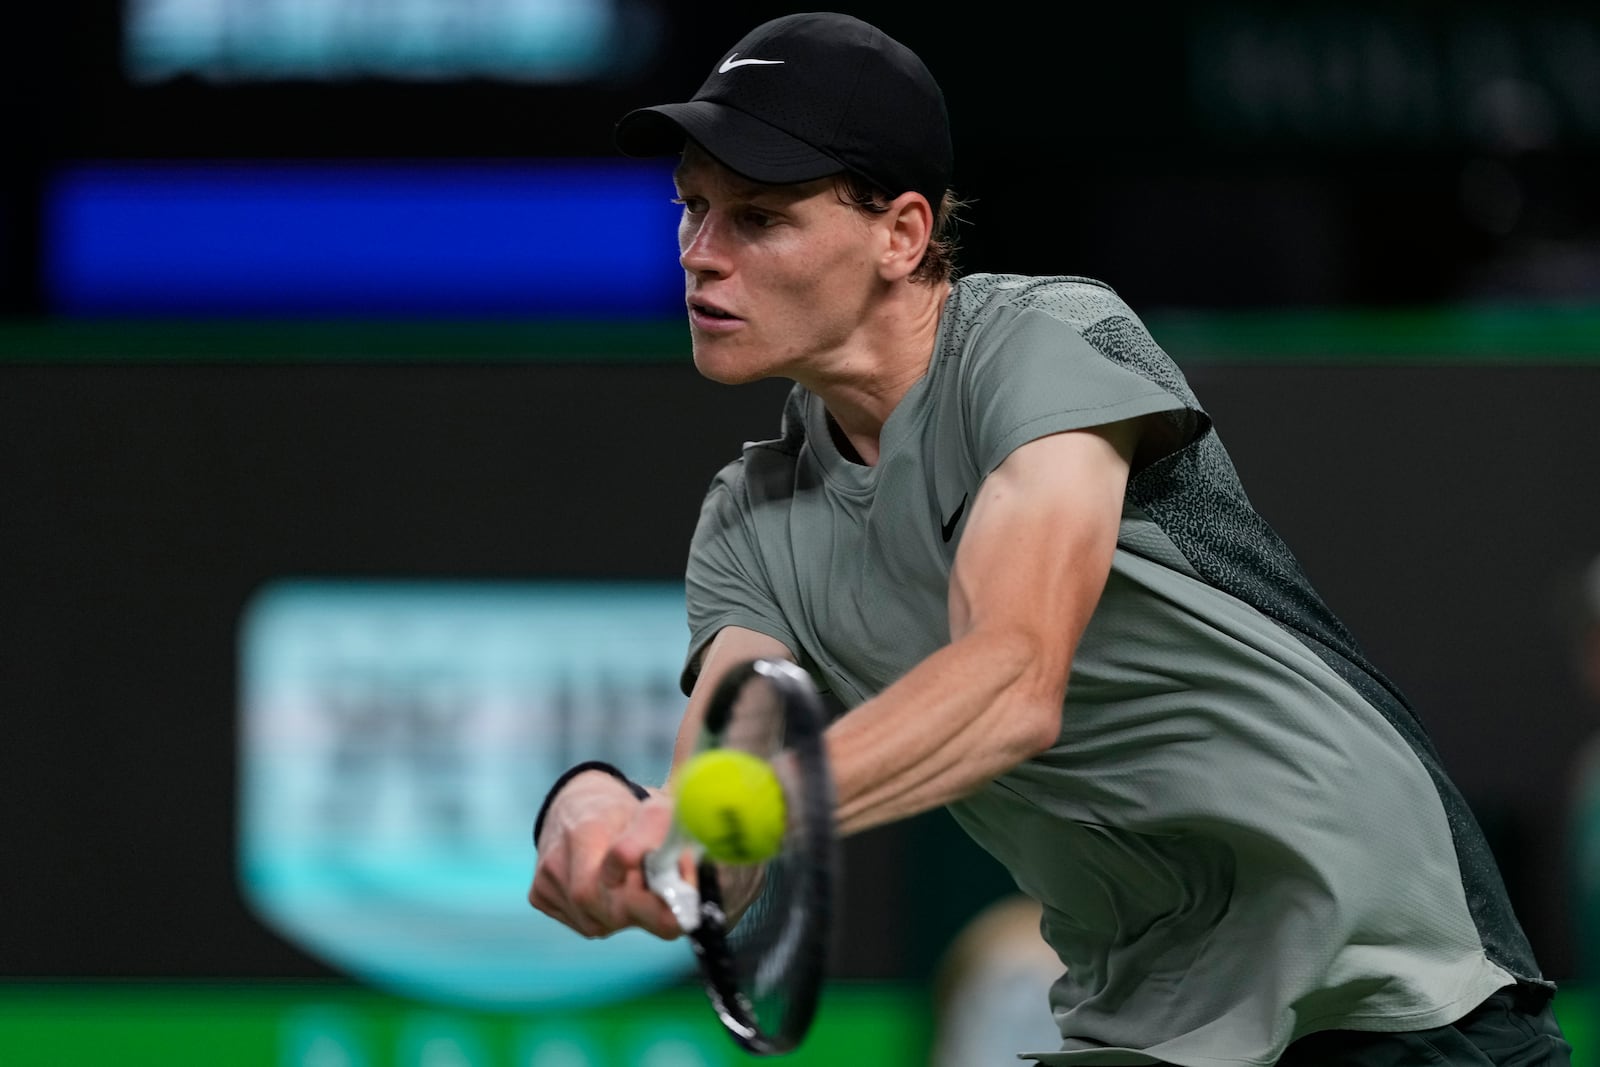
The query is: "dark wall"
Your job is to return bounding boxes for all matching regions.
[3,358,1597,982]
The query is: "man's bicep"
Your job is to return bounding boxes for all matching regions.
[948,421,1137,655]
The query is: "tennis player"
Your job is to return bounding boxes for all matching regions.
[530,12,1569,1065]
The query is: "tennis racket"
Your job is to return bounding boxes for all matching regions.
[643,658,836,1055]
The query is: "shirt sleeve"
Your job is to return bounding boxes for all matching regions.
[680,468,801,695]
[962,304,1199,477]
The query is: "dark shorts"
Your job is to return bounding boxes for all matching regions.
[1277,986,1570,1066]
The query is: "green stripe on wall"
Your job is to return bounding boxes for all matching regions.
[0,320,692,364]
[1,306,1597,365]
[1,980,1597,1065]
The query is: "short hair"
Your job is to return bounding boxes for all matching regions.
[833,172,967,285]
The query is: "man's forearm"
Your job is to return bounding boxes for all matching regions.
[825,625,1065,836]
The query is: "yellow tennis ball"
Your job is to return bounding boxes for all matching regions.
[674,748,787,864]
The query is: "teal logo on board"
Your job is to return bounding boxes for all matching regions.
[238,580,691,1009]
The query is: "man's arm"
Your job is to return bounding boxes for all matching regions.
[824,418,1139,835]
[670,628,797,765]
[529,417,1134,933]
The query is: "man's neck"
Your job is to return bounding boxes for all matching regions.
[805,279,951,466]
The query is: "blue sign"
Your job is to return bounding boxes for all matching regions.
[46,162,682,318]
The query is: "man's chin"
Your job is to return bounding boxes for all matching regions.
[691,346,765,386]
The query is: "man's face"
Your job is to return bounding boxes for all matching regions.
[672,143,886,385]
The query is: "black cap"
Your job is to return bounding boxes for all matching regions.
[615,12,952,207]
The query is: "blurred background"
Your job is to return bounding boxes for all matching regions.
[2,1,1599,1064]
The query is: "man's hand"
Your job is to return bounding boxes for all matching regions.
[528,771,686,940]
[532,626,797,939]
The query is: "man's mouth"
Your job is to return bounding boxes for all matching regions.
[691,301,738,320]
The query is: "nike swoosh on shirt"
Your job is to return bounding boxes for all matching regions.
[940,494,968,543]
[719,54,785,73]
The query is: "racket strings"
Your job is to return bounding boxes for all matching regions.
[722,840,821,1035]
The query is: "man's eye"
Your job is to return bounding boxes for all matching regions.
[673,197,707,214]
[743,210,776,228]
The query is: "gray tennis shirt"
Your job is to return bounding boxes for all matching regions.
[682,273,1543,1066]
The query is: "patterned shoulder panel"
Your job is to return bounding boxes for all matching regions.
[950,272,1133,337]
[951,273,1203,412]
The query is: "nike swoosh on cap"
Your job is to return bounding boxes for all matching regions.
[718,54,785,73]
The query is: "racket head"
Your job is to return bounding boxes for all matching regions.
[683,657,836,1055]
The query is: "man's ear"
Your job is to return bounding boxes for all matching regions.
[878,191,934,282]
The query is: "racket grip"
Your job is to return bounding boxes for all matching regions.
[644,824,703,934]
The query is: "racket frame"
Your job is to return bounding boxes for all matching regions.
[645,657,835,1056]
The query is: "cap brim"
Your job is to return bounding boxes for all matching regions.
[615,101,845,186]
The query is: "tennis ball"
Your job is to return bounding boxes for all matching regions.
[674,748,787,864]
